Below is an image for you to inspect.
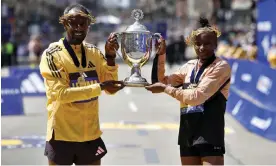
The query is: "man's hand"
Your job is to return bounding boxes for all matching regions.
[145,82,167,93]
[105,32,119,58]
[156,37,166,55]
[100,80,125,94]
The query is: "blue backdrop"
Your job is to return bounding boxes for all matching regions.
[257,0,276,65]
[1,67,45,115]
[1,77,24,115]
[9,66,46,96]
[226,59,276,141]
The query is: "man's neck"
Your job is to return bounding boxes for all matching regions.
[65,35,82,46]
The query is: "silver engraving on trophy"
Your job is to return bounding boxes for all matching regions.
[115,9,161,87]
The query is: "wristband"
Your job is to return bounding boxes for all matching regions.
[99,83,104,90]
[105,54,116,59]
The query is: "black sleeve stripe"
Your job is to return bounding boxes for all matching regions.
[46,58,58,78]
[50,54,62,78]
[46,52,58,78]
[48,45,62,54]
[46,58,55,77]
[45,51,61,78]
[45,45,63,78]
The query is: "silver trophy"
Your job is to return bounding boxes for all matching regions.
[115,9,161,87]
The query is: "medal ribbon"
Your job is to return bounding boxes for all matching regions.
[63,38,87,69]
[190,55,216,84]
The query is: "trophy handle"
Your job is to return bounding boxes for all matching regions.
[141,33,162,67]
[113,32,134,67]
[138,33,162,67]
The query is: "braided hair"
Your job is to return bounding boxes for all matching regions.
[199,17,211,28]
[185,17,221,46]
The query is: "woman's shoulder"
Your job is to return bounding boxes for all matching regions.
[187,59,197,63]
[186,59,198,65]
[214,57,231,73]
[215,57,230,67]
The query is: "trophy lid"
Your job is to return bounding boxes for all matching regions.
[125,9,150,33]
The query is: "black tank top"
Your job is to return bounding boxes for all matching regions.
[178,55,229,147]
[151,54,229,147]
[178,89,227,147]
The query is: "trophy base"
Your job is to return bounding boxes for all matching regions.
[123,76,150,87]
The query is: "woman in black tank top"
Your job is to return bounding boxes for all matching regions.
[146,17,231,165]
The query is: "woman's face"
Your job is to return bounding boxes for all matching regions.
[194,31,217,60]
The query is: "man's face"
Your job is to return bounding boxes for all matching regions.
[64,9,90,44]
[194,32,217,60]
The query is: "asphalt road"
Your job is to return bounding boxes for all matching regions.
[2,63,276,165]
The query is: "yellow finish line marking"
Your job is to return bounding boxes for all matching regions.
[1,139,23,146]
[1,123,235,147]
[100,123,235,134]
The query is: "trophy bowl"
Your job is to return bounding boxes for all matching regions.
[115,9,161,87]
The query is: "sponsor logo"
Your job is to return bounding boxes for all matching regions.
[20,72,45,94]
[95,146,105,156]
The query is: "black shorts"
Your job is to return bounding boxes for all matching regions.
[44,137,107,165]
[180,144,225,157]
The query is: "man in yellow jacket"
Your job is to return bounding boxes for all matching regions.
[39,4,124,165]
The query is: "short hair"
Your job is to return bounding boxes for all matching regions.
[59,3,96,25]
[63,4,90,15]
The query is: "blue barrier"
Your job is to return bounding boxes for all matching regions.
[257,0,276,65]
[9,66,46,96]
[1,77,24,115]
[226,59,276,141]
[1,67,45,116]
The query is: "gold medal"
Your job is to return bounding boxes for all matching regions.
[77,71,87,86]
[62,38,88,87]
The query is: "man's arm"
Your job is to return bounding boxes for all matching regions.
[91,49,119,95]
[40,49,102,103]
[95,49,118,82]
[163,61,231,106]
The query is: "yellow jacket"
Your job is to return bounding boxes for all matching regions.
[39,39,118,142]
